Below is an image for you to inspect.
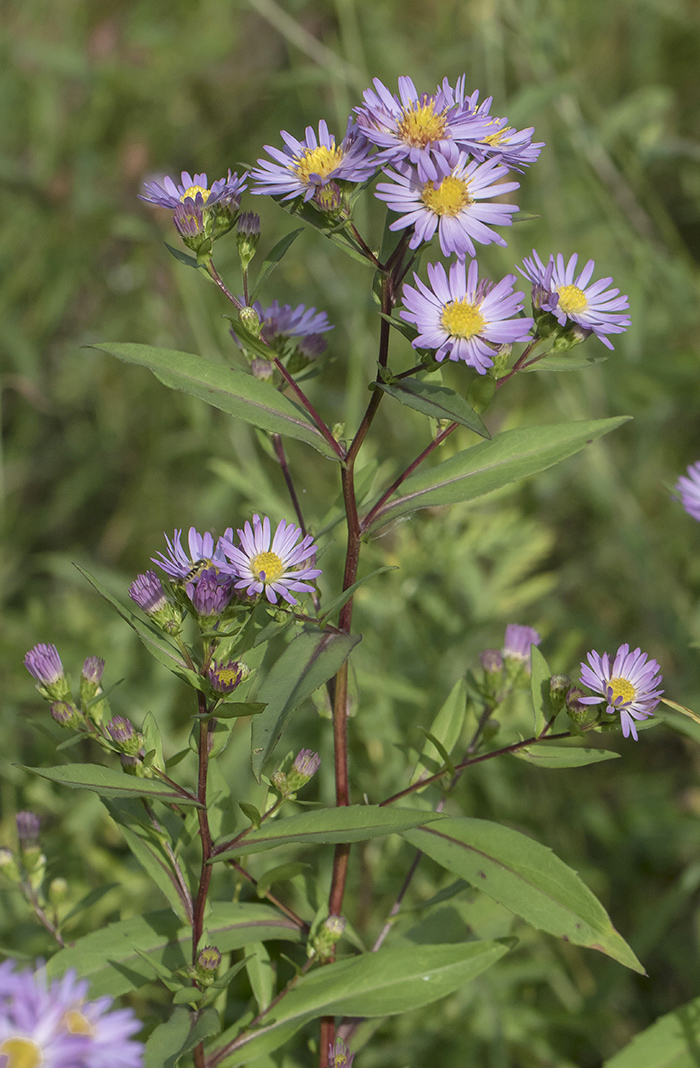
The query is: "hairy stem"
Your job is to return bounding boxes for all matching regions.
[192,693,214,1068]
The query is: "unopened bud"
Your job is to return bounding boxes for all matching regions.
[48,877,68,906]
[309,914,346,960]
[236,212,261,271]
[251,357,274,380]
[198,946,221,972]
[239,305,261,338]
[50,701,82,729]
[480,649,503,675]
[286,749,321,792]
[0,848,21,883]
[549,674,571,711]
[565,687,590,726]
[16,811,40,846]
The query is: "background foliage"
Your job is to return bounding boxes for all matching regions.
[2,0,700,1064]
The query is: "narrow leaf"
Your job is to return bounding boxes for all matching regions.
[402,818,644,973]
[251,630,360,780]
[511,746,621,768]
[90,343,340,460]
[365,417,630,532]
[46,903,303,996]
[603,993,700,1067]
[21,763,200,806]
[319,566,397,623]
[412,679,467,786]
[213,940,509,1065]
[375,378,490,438]
[212,806,445,860]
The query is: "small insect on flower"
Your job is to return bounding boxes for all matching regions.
[578,643,663,740]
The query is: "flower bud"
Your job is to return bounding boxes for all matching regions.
[236,212,261,271]
[50,701,83,729]
[251,357,274,381]
[309,914,346,960]
[565,687,590,726]
[286,749,321,793]
[107,716,145,757]
[129,572,183,633]
[0,848,21,883]
[24,644,71,702]
[48,877,68,906]
[549,673,571,711]
[16,811,40,847]
[239,305,261,338]
[207,660,250,695]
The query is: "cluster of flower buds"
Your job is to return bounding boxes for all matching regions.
[24,646,107,736]
[140,169,248,260]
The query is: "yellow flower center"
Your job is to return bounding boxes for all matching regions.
[251,551,284,582]
[556,284,588,315]
[293,145,345,184]
[608,676,636,705]
[482,124,512,147]
[397,101,448,147]
[0,1037,44,1068]
[420,175,472,216]
[217,667,240,687]
[64,1008,95,1037]
[180,185,210,203]
[440,299,486,339]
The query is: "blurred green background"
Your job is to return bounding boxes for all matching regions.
[2,0,700,1064]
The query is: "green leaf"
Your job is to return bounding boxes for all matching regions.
[251,629,361,781]
[144,1006,220,1068]
[375,378,490,438]
[249,228,304,303]
[364,417,630,532]
[246,942,274,1013]
[211,806,444,860]
[46,903,304,996]
[525,352,609,372]
[511,746,621,768]
[238,801,262,829]
[90,343,340,460]
[164,242,203,271]
[402,817,644,973]
[255,862,309,896]
[199,702,266,721]
[603,994,700,1067]
[214,940,509,1065]
[104,800,193,924]
[412,679,467,787]
[530,645,554,735]
[20,763,200,806]
[74,565,203,690]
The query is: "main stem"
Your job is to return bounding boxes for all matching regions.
[192,693,214,1068]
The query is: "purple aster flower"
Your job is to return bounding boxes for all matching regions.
[81,657,104,685]
[354,75,492,182]
[0,966,90,1068]
[400,259,533,374]
[250,119,376,203]
[438,82,544,171]
[503,624,541,662]
[579,643,663,740]
[61,985,143,1068]
[219,515,321,605]
[186,566,234,617]
[152,527,233,580]
[375,153,520,259]
[676,461,700,522]
[207,660,248,694]
[140,169,247,211]
[172,198,206,240]
[24,644,64,686]
[519,250,631,350]
[290,748,321,786]
[128,571,168,615]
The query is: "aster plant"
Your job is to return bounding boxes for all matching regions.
[16,67,691,1068]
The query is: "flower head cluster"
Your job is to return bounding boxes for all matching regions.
[578,643,663,740]
[140,170,247,254]
[250,119,376,206]
[438,83,545,171]
[376,154,519,260]
[519,250,631,349]
[0,961,143,1067]
[235,299,334,369]
[676,461,700,522]
[220,515,321,605]
[401,259,533,373]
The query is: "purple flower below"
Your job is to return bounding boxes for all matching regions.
[400,259,533,373]
[579,643,663,740]
[676,461,700,522]
[519,250,631,349]
[220,515,321,605]
[375,154,520,260]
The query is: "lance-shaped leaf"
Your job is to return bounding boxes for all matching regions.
[530,645,554,735]
[365,417,630,532]
[46,903,303,997]
[375,378,490,438]
[249,228,304,303]
[251,629,361,781]
[21,763,200,806]
[90,343,340,460]
[144,1006,220,1068]
[402,817,644,973]
[213,940,510,1065]
[412,679,467,786]
[512,746,621,768]
[212,806,444,860]
[602,993,700,1067]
